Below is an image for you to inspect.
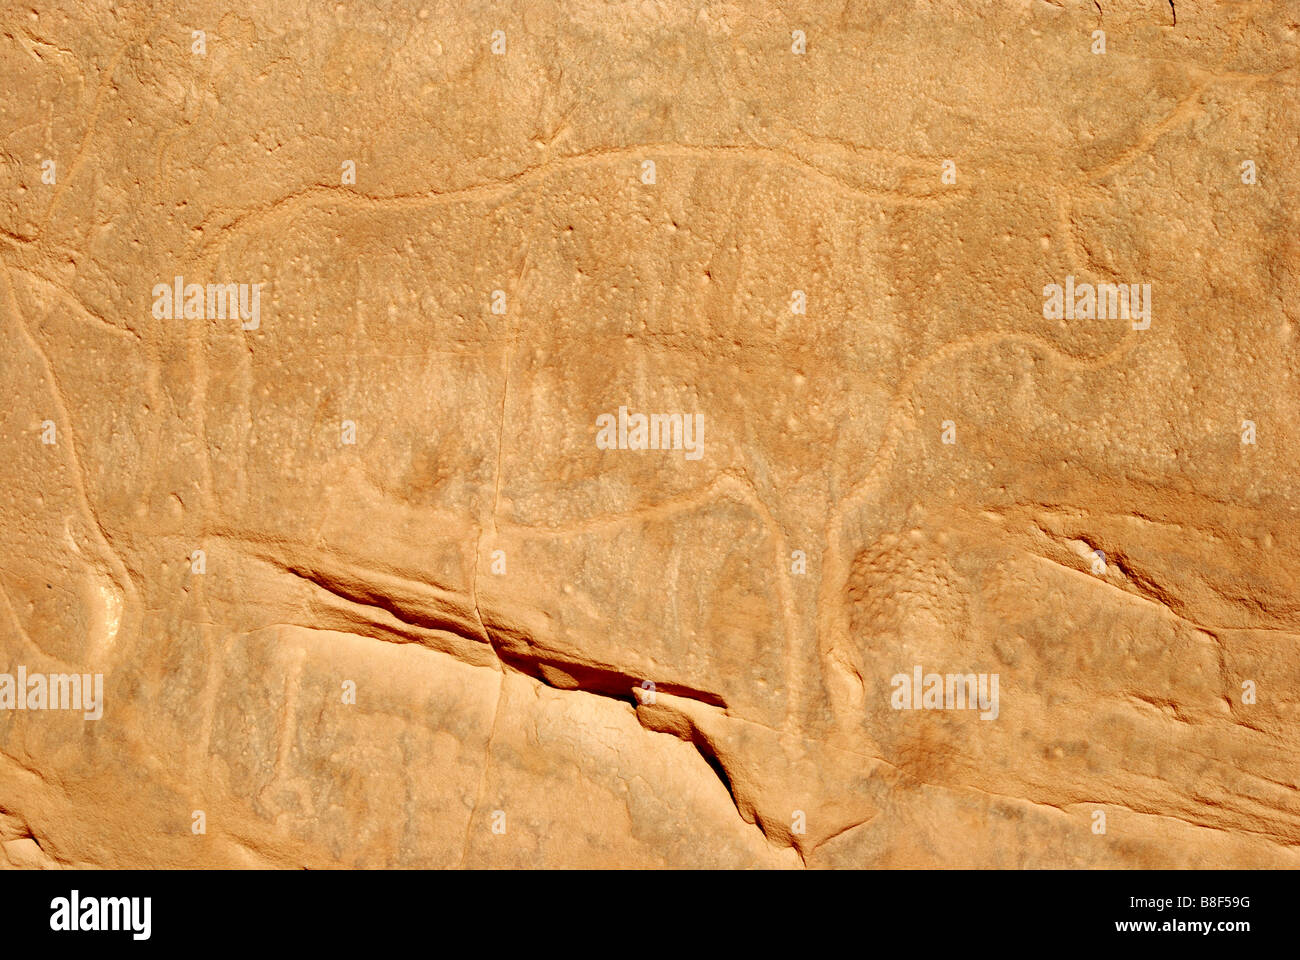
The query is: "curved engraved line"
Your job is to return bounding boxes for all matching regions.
[188,141,970,266]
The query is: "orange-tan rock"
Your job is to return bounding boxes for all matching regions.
[1,0,1297,867]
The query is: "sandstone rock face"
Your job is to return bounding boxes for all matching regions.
[1,0,1297,868]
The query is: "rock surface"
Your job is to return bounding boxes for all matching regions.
[1,0,1297,867]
